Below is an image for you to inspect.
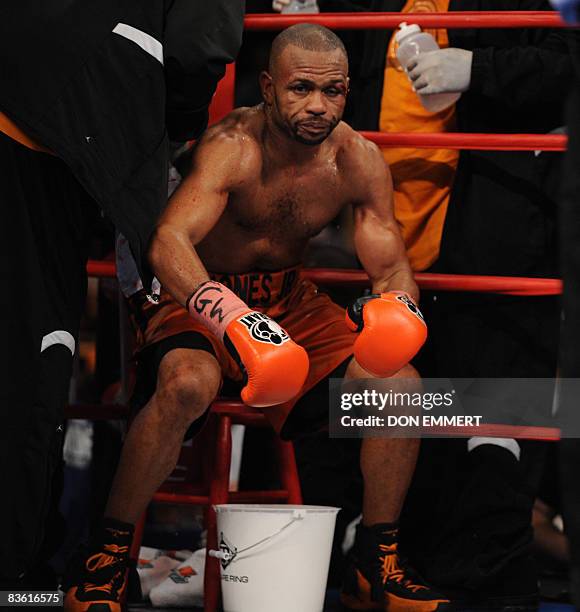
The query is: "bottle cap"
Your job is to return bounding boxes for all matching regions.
[395,22,421,43]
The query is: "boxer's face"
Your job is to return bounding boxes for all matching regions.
[261,46,349,146]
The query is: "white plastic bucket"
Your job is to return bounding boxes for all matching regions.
[211,504,339,612]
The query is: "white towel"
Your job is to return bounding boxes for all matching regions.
[136,546,192,599]
[149,548,206,608]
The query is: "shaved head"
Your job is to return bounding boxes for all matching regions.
[269,24,348,74]
[261,23,349,146]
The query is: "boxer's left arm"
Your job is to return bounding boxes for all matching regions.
[344,137,425,377]
[349,138,418,302]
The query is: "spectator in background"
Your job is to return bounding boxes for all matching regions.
[273,1,574,608]
[0,0,243,592]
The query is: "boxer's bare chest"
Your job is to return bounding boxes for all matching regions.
[229,155,347,244]
[197,123,355,272]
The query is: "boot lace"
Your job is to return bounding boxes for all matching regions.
[379,543,427,593]
[84,544,129,595]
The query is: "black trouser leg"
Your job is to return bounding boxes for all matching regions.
[0,133,97,583]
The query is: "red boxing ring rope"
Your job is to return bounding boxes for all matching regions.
[85,261,562,297]
[87,260,117,279]
[244,11,565,31]
[361,131,567,152]
[305,269,562,296]
[424,424,561,442]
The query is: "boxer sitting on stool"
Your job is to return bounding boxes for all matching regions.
[64,24,450,612]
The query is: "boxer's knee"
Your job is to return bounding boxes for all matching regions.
[155,349,221,428]
[346,357,419,382]
[392,362,420,380]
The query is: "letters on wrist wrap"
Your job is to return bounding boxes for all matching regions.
[186,281,249,340]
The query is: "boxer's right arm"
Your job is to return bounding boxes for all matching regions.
[148,128,309,406]
[148,128,245,306]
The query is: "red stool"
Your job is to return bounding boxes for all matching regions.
[127,399,303,612]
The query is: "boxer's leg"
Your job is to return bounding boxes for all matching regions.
[106,347,221,525]
[342,359,450,611]
[348,361,421,526]
[64,338,221,612]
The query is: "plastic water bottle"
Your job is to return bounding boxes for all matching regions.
[395,22,460,113]
[281,0,320,13]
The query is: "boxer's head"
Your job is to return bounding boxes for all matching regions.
[261,24,349,146]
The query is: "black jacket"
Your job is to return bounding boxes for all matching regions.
[0,1,244,286]
[321,0,575,276]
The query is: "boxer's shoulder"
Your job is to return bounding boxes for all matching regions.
[199,108,260,150]
[336,123,382,166]
[193,107,262,184]
[334,122,386,193]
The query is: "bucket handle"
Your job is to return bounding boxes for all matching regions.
[209,508,306,563]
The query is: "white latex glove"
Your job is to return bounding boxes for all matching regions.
[407,48,473,95]
[272,0,291,11]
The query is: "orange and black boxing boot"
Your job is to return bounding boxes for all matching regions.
[63,519,134,612]
[340,523,453,612]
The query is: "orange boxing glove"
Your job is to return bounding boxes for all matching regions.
[346,291,427,377]
[187,281,309,407]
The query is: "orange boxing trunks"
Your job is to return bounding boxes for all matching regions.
[127,266,356,437]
